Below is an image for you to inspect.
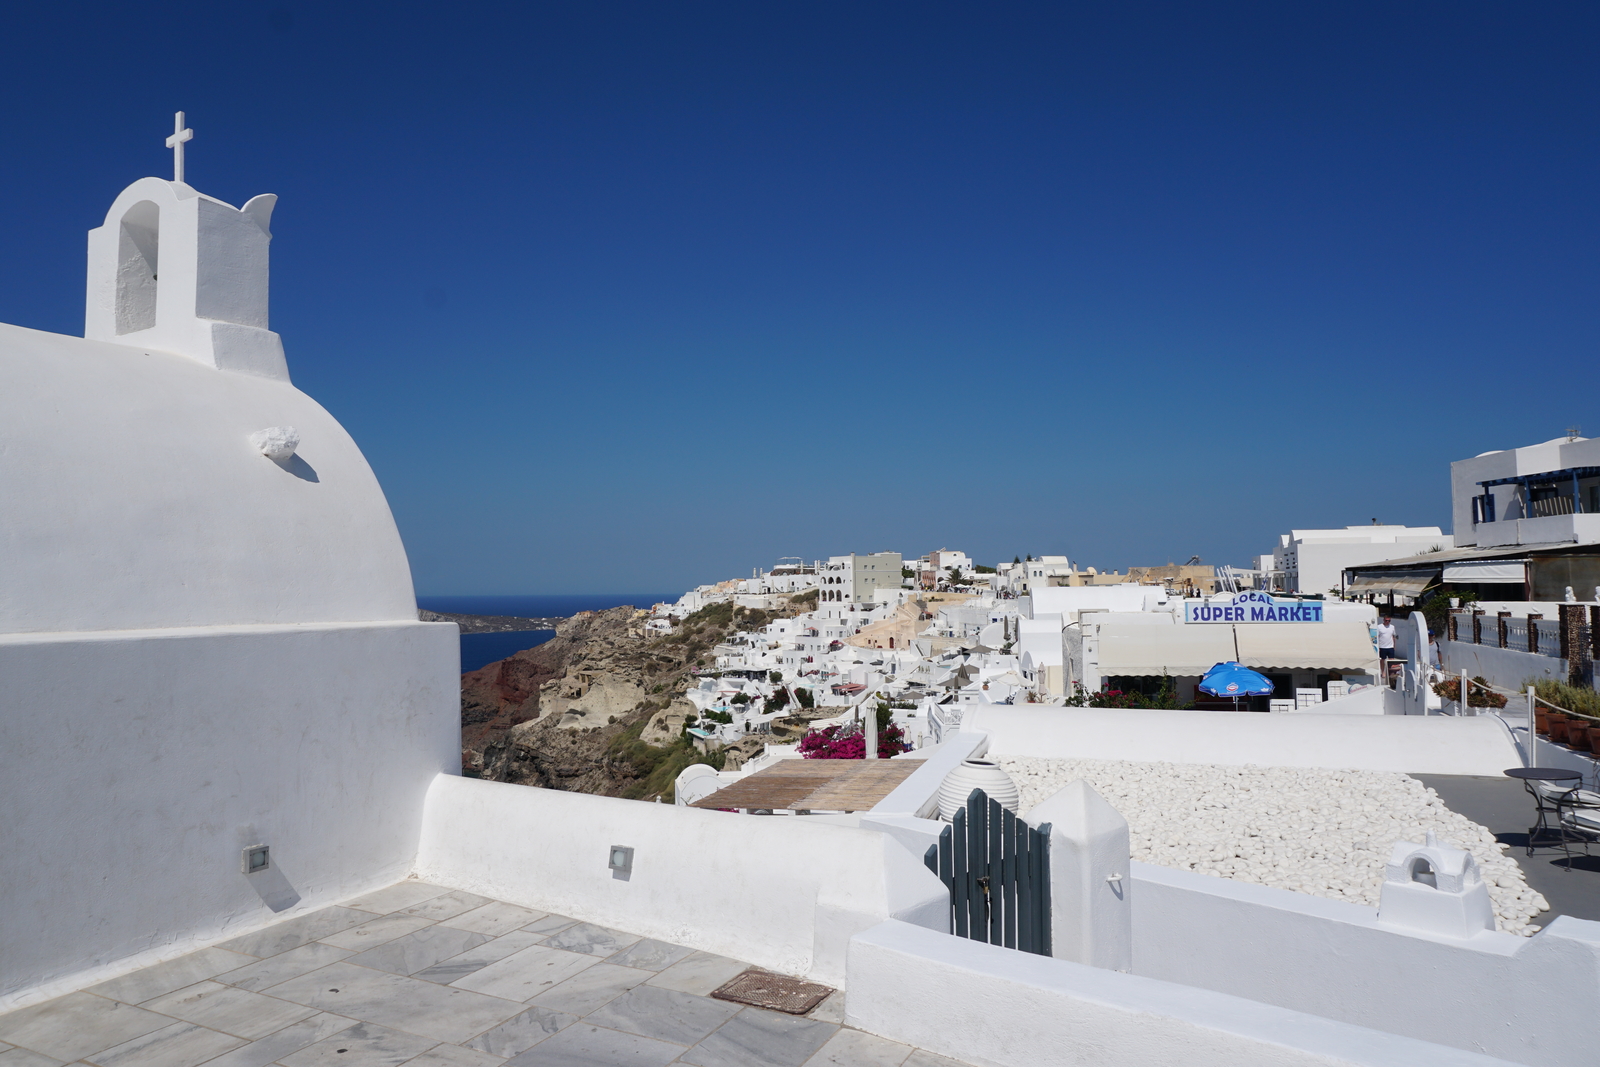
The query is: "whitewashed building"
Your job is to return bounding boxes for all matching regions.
[1453,433,1600,549]
[817,551,903,605]
[1265,526,1453,596]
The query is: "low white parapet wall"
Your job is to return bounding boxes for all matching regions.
[1132,861,1600,1067]
[846,920,1515,1067]
[1442,639,1567,692]
[962,707,1520,775]
[414,774,948,987]
[871,732,989,818]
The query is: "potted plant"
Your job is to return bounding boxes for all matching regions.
[1568,719,1590,751]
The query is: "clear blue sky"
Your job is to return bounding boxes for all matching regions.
[3,3,1597,594]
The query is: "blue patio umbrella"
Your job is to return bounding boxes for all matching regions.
[1199,662,1275,706]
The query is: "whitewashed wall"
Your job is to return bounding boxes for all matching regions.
[1132,862,1600,1066]
[846,920,1514,1067]
[414,775,948,986]
[0,621,458,1010]
[1442,640,1567,691]
[963,707,1519,774]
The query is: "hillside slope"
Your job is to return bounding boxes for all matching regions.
[460,597,814,800]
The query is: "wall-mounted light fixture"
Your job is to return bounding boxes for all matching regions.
[608,845,634,881]
[242,844,271,874]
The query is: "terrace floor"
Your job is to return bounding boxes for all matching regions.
[0,883,968,1067]
[1415,773,1600,924]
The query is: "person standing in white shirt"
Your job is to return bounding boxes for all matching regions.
[1375,616,1399,679]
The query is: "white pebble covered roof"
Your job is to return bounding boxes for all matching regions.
[995,756,1549,935]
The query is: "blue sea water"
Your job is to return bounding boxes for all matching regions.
[457,630,555,672]
[418,594,677,674]
[418,594,676,618]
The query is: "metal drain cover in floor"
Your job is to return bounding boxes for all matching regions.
[710,968,834,1014]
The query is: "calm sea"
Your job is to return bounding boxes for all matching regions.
[417,594,677,674]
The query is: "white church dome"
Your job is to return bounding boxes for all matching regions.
[0,176,418,634]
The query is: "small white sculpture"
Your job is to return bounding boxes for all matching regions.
[1377,830,1495,938]
[249,426,299,461]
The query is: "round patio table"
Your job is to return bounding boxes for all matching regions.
[1506,767,1584,857]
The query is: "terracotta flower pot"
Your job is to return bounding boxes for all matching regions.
[1549,715,1570,744]
[1567,723,1588,751]
[1535,709,1549,735]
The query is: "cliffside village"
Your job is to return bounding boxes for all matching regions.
[609,432,1600,803]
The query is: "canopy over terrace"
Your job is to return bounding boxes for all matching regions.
[1341,541,1595,599]
[1474,464,1600,521]
[1092,616,1380,676]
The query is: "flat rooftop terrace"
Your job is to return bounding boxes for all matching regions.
[0,883,968,1067]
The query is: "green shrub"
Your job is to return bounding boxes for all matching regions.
[606,717,729,800]
[1533,679,1600,719]
[684,602,735,631]
[1421,588,1477,637]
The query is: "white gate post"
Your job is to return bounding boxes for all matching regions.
[1025,780,1132,972]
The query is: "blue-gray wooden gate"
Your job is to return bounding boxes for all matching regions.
[923,788,1051,955]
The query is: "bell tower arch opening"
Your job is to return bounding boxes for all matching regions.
[115,200,160,335]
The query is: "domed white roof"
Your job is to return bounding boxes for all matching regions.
[0,321,417,634]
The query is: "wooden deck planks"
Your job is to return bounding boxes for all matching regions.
[690,758,922,812]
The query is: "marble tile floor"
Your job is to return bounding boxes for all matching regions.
[0,883,971,1067]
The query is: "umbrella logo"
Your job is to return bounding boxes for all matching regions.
[1225,683,1239,693]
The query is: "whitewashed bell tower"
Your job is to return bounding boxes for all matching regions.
[84,112,289,381]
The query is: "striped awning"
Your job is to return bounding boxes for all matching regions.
[1346,569,1437,596]
[1442,560,1527,584]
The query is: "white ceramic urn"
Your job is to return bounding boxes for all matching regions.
[937,759,1020,820]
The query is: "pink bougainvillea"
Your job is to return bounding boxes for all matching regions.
[798,721,909,759]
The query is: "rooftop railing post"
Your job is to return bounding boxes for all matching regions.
[1498,611,1510,649]
[1460,669,1469,717]
[1526,686,1537,767]
[1528,613,1542,656]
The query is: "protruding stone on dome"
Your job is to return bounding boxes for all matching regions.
[85,177,289,381]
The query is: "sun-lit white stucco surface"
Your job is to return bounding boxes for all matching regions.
[0,320,417,634]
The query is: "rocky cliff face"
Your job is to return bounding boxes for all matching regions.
[461,600,803,800]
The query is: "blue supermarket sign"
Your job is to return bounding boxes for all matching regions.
[1185,591,1323,624]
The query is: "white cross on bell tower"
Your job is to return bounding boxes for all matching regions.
[166,111,194,184]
